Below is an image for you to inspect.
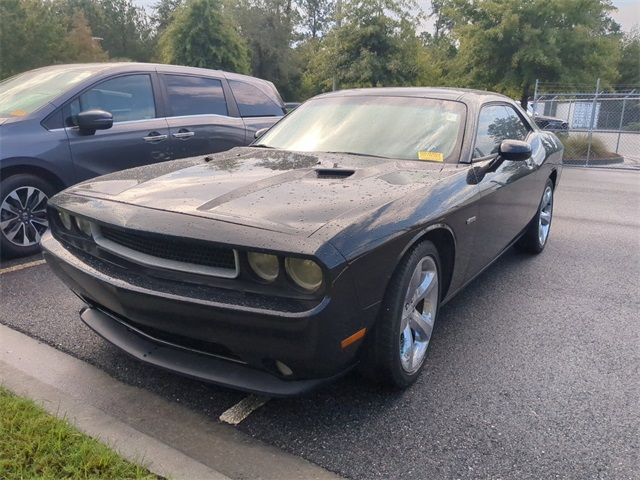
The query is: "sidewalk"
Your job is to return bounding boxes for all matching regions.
[0,324,340,480]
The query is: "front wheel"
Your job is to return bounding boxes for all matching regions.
[0,174,53,258]
[516,178,554,254]
[364,241,441,388]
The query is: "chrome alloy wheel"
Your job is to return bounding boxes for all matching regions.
[399,256,439,373]
[538,185,553,246]
[0,186,49,247]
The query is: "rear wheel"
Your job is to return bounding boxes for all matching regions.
[516,178,554,254]
[364,241,441,388]
[0,174,53,258]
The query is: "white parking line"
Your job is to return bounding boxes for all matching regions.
[0,259,46,275]
[219,395,270,425]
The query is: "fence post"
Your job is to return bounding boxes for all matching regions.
[532,79,539,114]
[615,96,628,154]
[567,98,574,127]
[586,78,600,165]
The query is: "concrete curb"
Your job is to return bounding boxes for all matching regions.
[0,324,341,480]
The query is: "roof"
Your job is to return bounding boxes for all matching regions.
[21,62,275,88]
[316,87,513,104]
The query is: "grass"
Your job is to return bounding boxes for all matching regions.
[560,134,616,160]
[0,386,160,480]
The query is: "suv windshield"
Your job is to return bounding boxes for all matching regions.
[255,95,466,162]
[0,66,98,118]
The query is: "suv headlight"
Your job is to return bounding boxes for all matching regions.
[285,257,323,292]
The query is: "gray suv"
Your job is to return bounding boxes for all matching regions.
[0,63,286,257]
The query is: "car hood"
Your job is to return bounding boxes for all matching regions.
[68,147,449,236]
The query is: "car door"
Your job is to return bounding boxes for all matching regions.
[466,103,538,277]
[227,79,285,139]
[65,73,171,181]
[160,74,246,158]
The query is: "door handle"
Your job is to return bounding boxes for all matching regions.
[172,130,195,139]
[143,132,168,142]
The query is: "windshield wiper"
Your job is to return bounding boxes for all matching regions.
[322,151,390,159]
[252,144,276,149]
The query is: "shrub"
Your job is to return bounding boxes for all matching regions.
[561,135,612,160]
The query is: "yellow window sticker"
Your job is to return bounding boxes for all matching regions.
[418,151,444,162]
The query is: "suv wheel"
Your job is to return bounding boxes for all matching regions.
[0,174,54,258]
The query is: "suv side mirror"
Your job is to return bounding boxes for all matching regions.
[254,127,269,139]
[77,109,113,134]
[499,139,531,161]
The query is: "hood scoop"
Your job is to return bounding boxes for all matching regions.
[314,167,356,179]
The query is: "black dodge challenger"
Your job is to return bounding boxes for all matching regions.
[42,88,563,396]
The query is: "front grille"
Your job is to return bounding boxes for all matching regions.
[124,318,244,363]
[90,303,245,363]
[100,226,237,271]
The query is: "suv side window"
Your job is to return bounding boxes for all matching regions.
[68,74,156,125]
[164,75,228,117]
[229,80,283,117]
[473,105,530,159]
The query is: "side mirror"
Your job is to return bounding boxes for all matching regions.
[499,139,531,161]
[254,127,269,139]
[77,109,113,134]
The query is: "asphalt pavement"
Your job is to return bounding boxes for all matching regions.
[1,167,638,479]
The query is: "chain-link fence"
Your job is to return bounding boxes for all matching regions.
[531,80,640,169]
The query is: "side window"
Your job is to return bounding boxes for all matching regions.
[503,105,531,140]
[68,74,155,125]
[229,80,283,117]
[164,75,228,117]
[473,105,530,159]
[473,106,507,158]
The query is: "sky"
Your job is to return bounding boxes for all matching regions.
[610,0,640,31]
[134,0,639,33]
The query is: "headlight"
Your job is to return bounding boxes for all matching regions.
[285,257,323,292]
[247,252,279,282]
[58,210,73,230]
[75,217,93,237]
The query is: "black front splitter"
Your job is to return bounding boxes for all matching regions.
[80,306,350,397]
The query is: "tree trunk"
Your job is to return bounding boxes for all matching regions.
[520,86,530,110]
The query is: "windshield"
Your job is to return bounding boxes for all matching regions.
[0,66,98,117]
[255,95,466,162]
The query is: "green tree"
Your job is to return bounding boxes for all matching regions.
[617,28,640,86]
[443,0,621,108]
[0,0,67,79]
[158,0,250,73]
[297,0,334,39]
[302,0,429,93]
[151,0,184,36]
[59,0,153,61]
[232,0,299,98]
[63,10,109,62]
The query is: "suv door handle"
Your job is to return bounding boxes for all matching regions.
[143,132,168,142]
[172,129,195,139]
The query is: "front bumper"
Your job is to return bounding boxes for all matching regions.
[42,232,377,396]
[79,306,346,396]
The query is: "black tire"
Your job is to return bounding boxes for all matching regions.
[362,241,441,388]
[516,178,554,254]
[0,174,55,258]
